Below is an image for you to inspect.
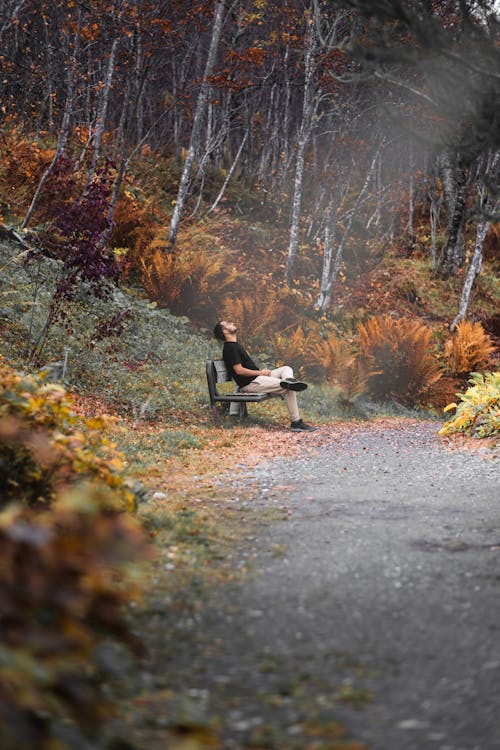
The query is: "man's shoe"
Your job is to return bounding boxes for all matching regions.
[280,378,308,392]
[290,419,317,432]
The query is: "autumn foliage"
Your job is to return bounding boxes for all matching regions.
[0,495,149,750]
[0,362,138,511]
[439,371,500,438]
[444,320,496,376]
[0,361,150,749]
[358,315,442,401]
[133,227,239,319]
[309,333,367,404]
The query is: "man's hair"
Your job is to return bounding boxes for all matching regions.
[213,322,225,341]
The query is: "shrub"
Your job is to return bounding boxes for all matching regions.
[272,325,315,377]
[0,360,151,749]
[439,371,500,438]
[223,291,294,350]
[444,320,496,376]
[138,246,187,307]
[0,489,150,750]
[0,130,57,220]
[136,236,238,320]
[358,315,442,402]
[0,362,137,511]
[309,333,367,402]
[27,161,120,363]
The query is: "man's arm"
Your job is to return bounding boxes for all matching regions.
[233,363,272,377]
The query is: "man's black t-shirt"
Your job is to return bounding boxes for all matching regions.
[223,341,259,387]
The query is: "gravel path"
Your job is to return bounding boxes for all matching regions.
[139,420,500,750]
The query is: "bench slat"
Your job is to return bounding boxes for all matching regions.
[213,359,231,382]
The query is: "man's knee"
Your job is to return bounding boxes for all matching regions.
[272,365,293,379]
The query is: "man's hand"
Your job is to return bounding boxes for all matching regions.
[260,368,272,376]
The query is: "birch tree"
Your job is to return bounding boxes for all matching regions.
[315,147,380,312]
[87,37,119,186]
[285,13,319,283]
[450,152,500,330]
[168,0,226,248]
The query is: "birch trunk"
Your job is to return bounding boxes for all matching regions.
[407,174,415,253]
[285,20,317,284]
[450,221,489,331]
[316,150,379,312]
[168,0,226,248]
[208,130,248,214]
[436,163,468,278]
[87,37,119,186]
[428,184,441,267]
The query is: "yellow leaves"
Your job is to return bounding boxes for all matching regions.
[107,456,124,471]
[85,416,106,431]
[438,371,500,438]
[443,402,457,412]
[1,362,137,513]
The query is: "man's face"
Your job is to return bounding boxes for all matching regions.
[220,321,237,335]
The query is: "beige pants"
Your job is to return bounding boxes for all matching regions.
[241,365,300,422]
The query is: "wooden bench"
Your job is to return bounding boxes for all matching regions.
[205,359,283,425]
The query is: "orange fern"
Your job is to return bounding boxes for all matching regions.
[222,292,298,349]
[272,326,315,376]
[358,315,442,402]
[309,333,367,400]
[444,320,496,376]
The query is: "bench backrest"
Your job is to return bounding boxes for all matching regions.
[206,359,231,404]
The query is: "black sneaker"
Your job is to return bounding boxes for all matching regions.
[290,419,317,432]
[280,378,308,392]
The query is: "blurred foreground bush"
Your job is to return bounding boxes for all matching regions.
[0,361,151,749]
[439,371,500,439]
[0,362,138,511]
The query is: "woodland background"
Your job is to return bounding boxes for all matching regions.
[0,0,499,405]
[0,1,499,749]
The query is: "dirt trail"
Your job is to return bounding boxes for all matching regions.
[134,420,500,750]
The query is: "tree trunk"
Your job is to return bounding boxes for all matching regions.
[21,56,76,229]
[428,183,442,267]
[87,37,119,186]
[406,139,415,254]
[208,130,248,214]
[315,150,379,312]
[450,220,489,331]
[285,19,318,284]
[436,150,470,278]
[168,0,226,248]
[436,163,468,278]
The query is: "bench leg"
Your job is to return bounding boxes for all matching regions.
[211,405,221,427]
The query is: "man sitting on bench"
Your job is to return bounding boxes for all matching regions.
[213,320,317,432]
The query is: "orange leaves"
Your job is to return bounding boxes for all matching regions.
[444,320,496,376]
[80,22,101,41]
[273,324,313,375]
[309,332,367,403]
[358,315,442,402]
